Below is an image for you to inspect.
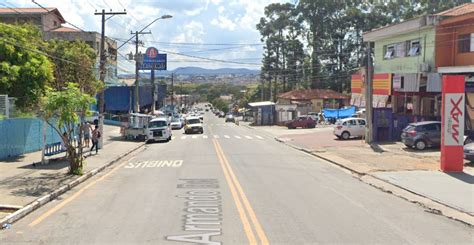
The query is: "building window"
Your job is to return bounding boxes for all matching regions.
[458,33,474,53]
[407,39,421,56]
[394,42,406,57]
[384,45,395,59]
[53,20,57,27]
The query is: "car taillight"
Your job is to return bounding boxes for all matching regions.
[407,130,417,137]
[336,125,343,130]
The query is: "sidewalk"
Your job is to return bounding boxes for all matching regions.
[256,125,473,223]
[0,125,144,220]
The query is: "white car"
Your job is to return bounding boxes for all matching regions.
[333,117,366,140]
[170,118,183,130]
[184,116,204,134]
[146,118,172,142]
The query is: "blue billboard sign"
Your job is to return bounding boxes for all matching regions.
[140,47,167,70]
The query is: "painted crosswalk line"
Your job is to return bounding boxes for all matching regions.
[202,135,208,139]
[244,136,252,139]
[192,135,198,139]
[224,135,230,139]
[181,136,187,139]
[234,136,242,139]
[213,135,219,138]
[255,135,263,139]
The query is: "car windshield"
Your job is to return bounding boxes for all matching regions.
[171,118,180,123]
[149,121,167,128]
[186,119,201,124]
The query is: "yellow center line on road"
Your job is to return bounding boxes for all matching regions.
[28,157,134,227]
[209,124,269,244]
[212,139,257,245]
[214,140,270,245]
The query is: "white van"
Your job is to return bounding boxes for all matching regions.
[146,118,172,142]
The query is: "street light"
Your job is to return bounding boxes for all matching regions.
[117,14,173,50]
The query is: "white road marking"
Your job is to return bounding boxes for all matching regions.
[192,135,197,139]
[213,135,219,138]
[244,136,252,139]
[172,136,176,140]
[255,135,263,139]
[234,135,242,139]
[181,136,187,140]
[224,135,230,139]
[202,135,208,139]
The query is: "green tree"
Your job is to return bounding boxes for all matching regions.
[47,39,102,95]
[41,83,96,175]
[0,23,54,110]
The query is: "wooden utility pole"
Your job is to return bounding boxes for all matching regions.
[95,9,126,148]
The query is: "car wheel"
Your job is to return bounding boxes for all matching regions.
[200,130,204,134]
[341,131,350,140]
[415,140,427,150]
[309,124,316,128]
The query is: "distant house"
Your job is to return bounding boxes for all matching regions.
[276,89,349,123]
[0,7,118,84]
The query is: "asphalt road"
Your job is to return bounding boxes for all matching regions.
[1,111,473,244]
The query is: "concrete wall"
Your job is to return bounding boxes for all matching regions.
[0,118,62,160]
[374,28,435,74]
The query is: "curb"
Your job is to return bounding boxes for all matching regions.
[0,143,145,228]
[275,137,361,175]
[275,137,474,226]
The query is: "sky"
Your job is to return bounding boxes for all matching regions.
[8,0,289,74]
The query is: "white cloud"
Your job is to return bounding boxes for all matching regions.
[218,6,225,14]
[211,15,236,31]
[172,21,204,44]
[209,0,222,5]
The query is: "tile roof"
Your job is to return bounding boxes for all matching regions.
[436,3,474,16]
[0,7,65,23]
[50,26,80,32]
[278,89,349,100]
[0,7,55,14]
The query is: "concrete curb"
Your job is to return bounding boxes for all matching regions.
[0,143,145,228]
[275,137,474,226]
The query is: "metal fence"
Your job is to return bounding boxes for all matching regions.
[0,95,16,119]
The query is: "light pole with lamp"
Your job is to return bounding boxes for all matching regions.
[116,14,173,113]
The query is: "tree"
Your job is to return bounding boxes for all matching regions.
[47,39,102,95]
[0,23,54,110]
[41,83,96,175]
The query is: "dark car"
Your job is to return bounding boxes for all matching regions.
[401,121,441,150]
[286,116,316,129]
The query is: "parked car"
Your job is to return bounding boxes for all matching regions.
[170,118,183,130]
[184,117,204,134]
[146,118,172,143]
[225,114,235,122]
[286,116,316,129]
[333,117,366,140]
[401,121,441,150]
[463,142,474,162]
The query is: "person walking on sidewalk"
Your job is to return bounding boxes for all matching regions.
[90,125,100,155]
[83,122,92,148]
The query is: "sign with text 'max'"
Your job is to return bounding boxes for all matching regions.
[140,47,167,70]
[440,75,465,172]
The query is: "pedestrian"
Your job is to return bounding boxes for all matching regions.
[90,125,100,155]
[83,122,92,148]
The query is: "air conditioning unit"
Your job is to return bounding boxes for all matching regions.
[420,62,431,72]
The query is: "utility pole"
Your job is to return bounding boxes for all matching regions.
[151,69,156,112]
[365,42,374,144]
[171,73,174,112]
[131,30,151,113]
[95,9,126,148]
